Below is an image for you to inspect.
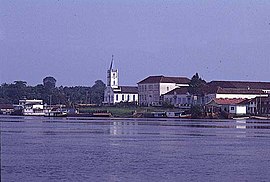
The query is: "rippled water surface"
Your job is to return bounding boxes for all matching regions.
[1,116,270,181]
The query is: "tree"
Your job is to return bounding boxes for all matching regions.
[188,73,206,95]
[188,73,207,106]
[43,76,56,90]
[90,80,106,105]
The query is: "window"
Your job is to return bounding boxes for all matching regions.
[167,87,169,91]
[122,95,124,101]
[178,98,181,103]
[113,81,115,85]
[116,95,118,101]
[133,95,136,101]
[231,107,235,110]
[127,95,130,101]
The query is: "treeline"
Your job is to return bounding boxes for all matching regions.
[0,78,106,106]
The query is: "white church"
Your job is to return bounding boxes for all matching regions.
[103,56,138,105]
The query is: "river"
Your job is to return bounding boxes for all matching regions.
[1,116,270,181]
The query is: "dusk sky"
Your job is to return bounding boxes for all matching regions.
[1,0,270,86]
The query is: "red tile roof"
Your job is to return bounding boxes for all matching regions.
[212,98,247,105]
[208,81,270,90]
[216,88,265,94]
[138,76,190,84]
[204,85,266,95]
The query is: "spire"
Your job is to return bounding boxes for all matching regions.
[109,55,114,70]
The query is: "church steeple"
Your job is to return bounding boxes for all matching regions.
[109,55,114,70]
[107,55,119,88]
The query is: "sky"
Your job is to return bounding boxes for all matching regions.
[0,0,270,86]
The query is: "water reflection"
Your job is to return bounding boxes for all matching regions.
[1,116,270,181]
[110,121,138,135]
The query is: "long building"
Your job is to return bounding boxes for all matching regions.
[162,80,270,111]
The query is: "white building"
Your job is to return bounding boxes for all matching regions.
[103,57,138,105]
[138,75,190,106]
[163,87,192,109]
[204,80,270,103]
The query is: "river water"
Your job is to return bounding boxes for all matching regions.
[1,116,270,182]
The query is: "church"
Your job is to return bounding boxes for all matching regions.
[103,56,138,105]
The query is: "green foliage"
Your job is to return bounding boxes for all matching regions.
[43,76,56,90]
[0,78,106,105]
[90,80,106,105]
[188,73,207,96]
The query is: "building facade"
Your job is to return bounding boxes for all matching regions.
[103,57,138,105]
[137,76,190,106]
[204,81,270,102]
[162,87,192,109]
[245,96,270,115]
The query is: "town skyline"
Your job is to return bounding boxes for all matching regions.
[1,1,270,86]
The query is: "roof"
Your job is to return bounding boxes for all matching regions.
[114,86,138,94]
[163,87,189,95]
[138,75,190,84]
[211,98,247,105]
[216,88,265,94]
[208,81,270,90]
[204,85,267,95]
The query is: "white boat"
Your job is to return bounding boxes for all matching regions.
[20,99,46,116]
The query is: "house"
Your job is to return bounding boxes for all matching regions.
[162,87,192,109]
[103,56,138,105]
[137,75,190,106]
[206,98,248,116]
[246,96,270,115]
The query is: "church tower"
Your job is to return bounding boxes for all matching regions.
[107,55,119,88]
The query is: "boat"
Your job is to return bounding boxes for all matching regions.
[232,116,250,120]
[250,116,270,120]
[44,108,68,117]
